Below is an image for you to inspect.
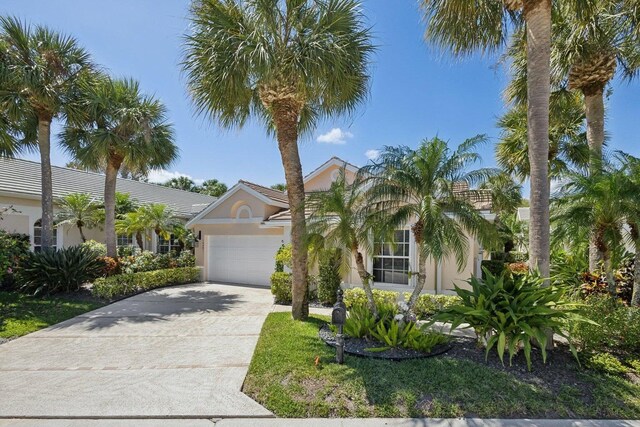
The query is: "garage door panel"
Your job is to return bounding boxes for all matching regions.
[207,235,283,286]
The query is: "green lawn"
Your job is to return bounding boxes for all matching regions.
[0,291,105,339]
[243,312,640,419]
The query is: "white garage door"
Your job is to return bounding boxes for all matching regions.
[207,235,283,286]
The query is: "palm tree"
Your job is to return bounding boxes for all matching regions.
[618,153,640,306]
[183,0,374,320]
[198,179,227,197]
[0,17,93,250]
[61,76,178,258]
[164,176,197,192]
[54,193,100,242]
[420,0,552,277]
[307,168,378,317]
[552,166,628,296]
[479,172,523,217]
[362,136,497,309]
[138,203,179,241]
[115,210,147,250]
[270,183,287,192]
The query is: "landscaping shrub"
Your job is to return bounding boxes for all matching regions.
[317,249,341,305]
[174,250,196,268]
[0,231,30,288]
[343,288,399,310]
[578,259,634,303]
[19,246,104,295]
[371,319,448,353]
[509,251,528,263]
[81,240,107,257]
[507,261,528,275]
[274,243,292,272]
[98,256,119,277]
[408,293,460,319]
[344,303,377,338]
[587,353,628,375]
[91,267,200,299]
[481,259,506,278]
[432,270,585,370]
[568,294,640,354]
[270,271,292,304]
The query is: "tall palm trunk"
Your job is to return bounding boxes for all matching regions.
[524,0,551,280]
[584,86,606,271]
[629,223,640,306]
[272,101,309,321]
[353,249,378,318]
[135,232,144,250]
[38,117,54,250]
[104,155,122,258]
[408,219,426,309]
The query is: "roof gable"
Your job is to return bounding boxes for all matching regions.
[303,157,359,185]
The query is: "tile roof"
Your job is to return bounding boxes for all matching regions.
[239,180,289,205]
[303,156,359,180]
[0,157,217,218]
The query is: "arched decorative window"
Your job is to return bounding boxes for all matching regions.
[236,204,253,219]
[33,219,57,251]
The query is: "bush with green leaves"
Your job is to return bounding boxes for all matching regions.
[567,294,640,354]
[274,243,292,272]
[370,320,448,353]
[81,240,107,257]
[91,267,200,299]
[0,231,30,288]
[19,246,104,295]
[344,303,378,338]
[406,293,460,319]
[317,249,341,305]
[587,353,628,375]
[343,288,399,310]
[270,272,292,304]
[480,259,506,278]
[174,250,196,268]
[431,270,586,370]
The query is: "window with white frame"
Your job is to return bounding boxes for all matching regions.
[373,229,410,285]
[157,234,179,254]
[33,219,57,252]
[117,234,134,247]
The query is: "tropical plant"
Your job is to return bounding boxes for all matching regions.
[419,0,552,278]
[478,172,522,217]
[19,246,103,295]
[361,136,497,310]
[61,76,177,258]
[618,153,640,305]
[431,270,585,370]
[115,210,147,249]
[0,16,93,250]
[270,271,293,304]
[183,0,374,320]
[54,193,101,242]
[307,168,377,315]
[317,248,342,306]
[344,303,378,339]
[163,176,197,192]
[270,183,286,192]
[198,179,227,197]
[91,267,200,300]
[137,203,179,240]
[552,166,628,295]
[0,230,30,287]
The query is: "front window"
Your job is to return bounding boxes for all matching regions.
[157,234,179,254]
[373,229,410,285]
[117,234,134,247]
[33,219,57,252]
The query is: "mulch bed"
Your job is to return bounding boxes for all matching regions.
[319,323,452,361]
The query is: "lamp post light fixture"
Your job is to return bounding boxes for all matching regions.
[331,288,347,364]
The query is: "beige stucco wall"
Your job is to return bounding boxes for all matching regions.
[304,165,356,192]
[202,189,273,220]
[0,213,29,234]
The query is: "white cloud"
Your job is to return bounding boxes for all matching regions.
[365,149,380,160]
[317,128,353,144]
[147,169,204,185]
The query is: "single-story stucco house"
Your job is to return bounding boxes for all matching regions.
[187,157,495,294]
[0,157,216,253]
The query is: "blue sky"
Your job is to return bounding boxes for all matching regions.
[3,0,639,188]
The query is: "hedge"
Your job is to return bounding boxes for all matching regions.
[406,293,461,320]
[270,271,292,304]
[92,267,200,299]
[343,288,399,309]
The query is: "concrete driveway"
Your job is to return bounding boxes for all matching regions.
[0,283,274,419]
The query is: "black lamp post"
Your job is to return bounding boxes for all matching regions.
[331,288,347,364]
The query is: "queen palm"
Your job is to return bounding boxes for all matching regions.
[61,77,177,258]
[362,136,497,310]
[183,0,374,320]
[54,193,100,243]
[115,210,147,250]
[306,168,378,317]
[138,203,179,241]
[420,0,552,277]
[0,16,92,250]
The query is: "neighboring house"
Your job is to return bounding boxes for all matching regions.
[0,157,217,253]
[187,157,495,294]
